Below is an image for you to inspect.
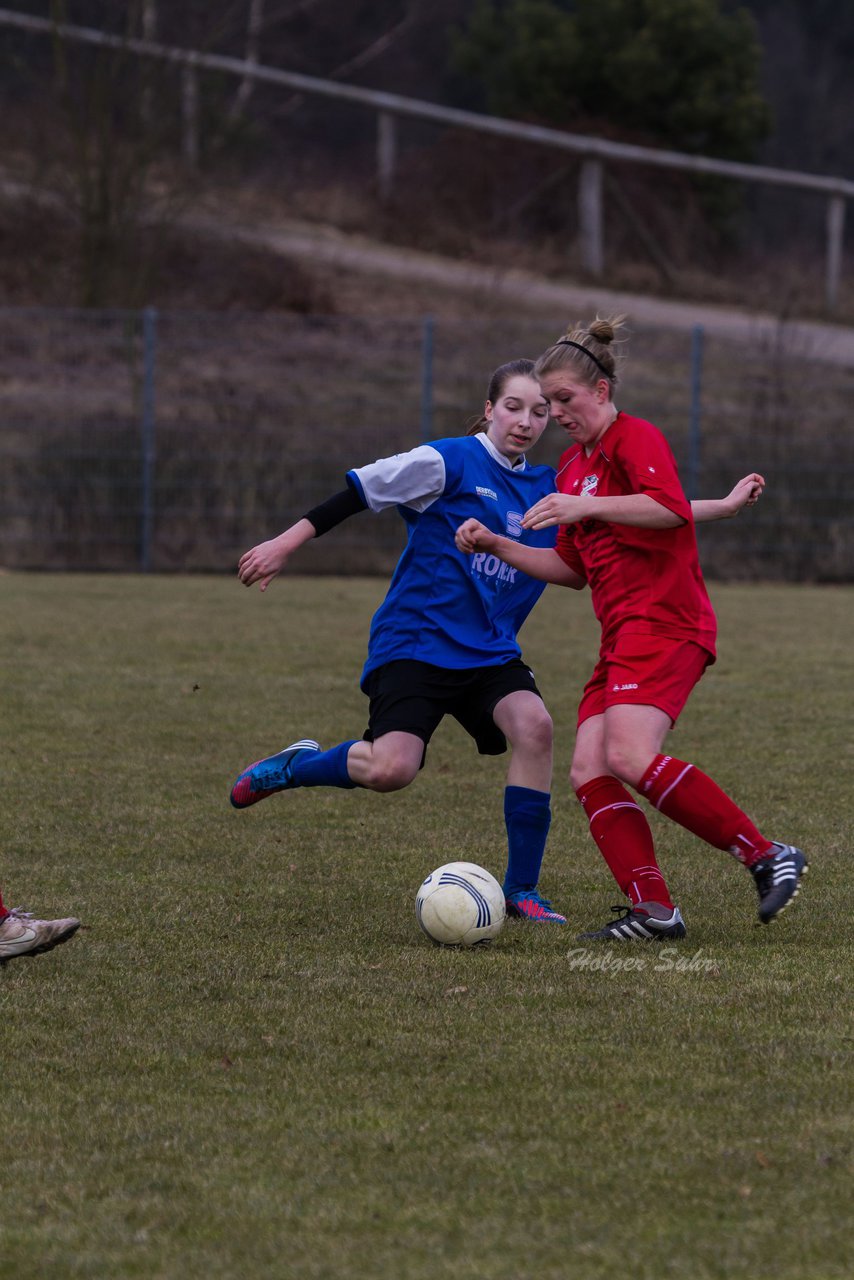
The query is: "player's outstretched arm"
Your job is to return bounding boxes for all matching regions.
[238,485,369,592]
[691,473,765,523]
[523,491,684,530]
[455,519,586,588]
[238,518,316,592]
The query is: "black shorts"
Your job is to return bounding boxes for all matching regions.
[362,658,543,758]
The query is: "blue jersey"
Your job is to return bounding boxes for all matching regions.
[347,433,557,689]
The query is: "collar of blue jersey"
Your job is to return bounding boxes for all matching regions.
[475,431,527,471]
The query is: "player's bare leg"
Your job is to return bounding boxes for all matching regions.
[344,732,425,792]
[573,708,685,939]
[230,731,424,807]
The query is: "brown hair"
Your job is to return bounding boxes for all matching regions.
[466,358,538,435]
[534,316,626,394]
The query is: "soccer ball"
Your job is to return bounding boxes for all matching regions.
[415,861,506,947]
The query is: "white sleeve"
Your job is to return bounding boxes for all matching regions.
[348,445,446,513]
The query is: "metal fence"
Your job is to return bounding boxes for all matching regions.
[1,307,853,580]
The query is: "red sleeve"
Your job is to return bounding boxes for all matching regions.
[555,525,588,580]
[614,417,692,523]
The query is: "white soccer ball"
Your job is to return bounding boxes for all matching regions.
[415,861,506,947]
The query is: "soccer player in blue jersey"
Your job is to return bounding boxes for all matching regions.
[231,359,569,923]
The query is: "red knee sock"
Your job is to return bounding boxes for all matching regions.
[576,775,674,908]
[639,754,774,867]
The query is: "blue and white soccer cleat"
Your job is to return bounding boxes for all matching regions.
[750,843,808,923]
[505,890,567,924]
[230,739,320,809]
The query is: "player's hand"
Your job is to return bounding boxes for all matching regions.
[237,535,291,591]
[726,473,765,515]
[522,493,588,530]
[455,519,494,553]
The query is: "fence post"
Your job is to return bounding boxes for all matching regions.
[578,158,604,276]
[182,63,199,168]
[140,0,157,129]
[826,194,845,313]
[687,324,704,500]
[140,307,157,572]
[420,315,434,442]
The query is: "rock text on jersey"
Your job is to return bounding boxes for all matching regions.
[470,552,518,584]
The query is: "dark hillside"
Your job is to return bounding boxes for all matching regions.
[0,2,851,320]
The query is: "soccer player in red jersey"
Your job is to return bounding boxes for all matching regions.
[456,316,807,939]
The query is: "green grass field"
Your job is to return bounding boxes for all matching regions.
[1,573,851,1279]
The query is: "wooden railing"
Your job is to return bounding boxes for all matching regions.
[1,6,850,310]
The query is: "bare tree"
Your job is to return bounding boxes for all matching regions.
[270,0,423,120]
[229,0,265,123]
[43,0,177,305]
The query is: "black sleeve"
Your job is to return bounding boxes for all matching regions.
[303,485,368,537]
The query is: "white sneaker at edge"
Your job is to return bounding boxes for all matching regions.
[0,909,81,963]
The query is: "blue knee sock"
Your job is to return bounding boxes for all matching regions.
[291,740,360,789]
[502,785,552,897]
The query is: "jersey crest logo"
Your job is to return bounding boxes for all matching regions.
[506,511,523,537]
[581,474,599,497]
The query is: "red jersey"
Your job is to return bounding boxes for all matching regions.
[554,412,717,658]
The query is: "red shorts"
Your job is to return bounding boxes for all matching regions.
[577,634,713,728]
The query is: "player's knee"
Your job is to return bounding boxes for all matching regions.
[506,707,553,759]
[363,759,418,792]
[521,716,554,762]
[569,756,593,792]
[603,739,642,787]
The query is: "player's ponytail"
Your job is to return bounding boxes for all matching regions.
[534,316,626,392]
